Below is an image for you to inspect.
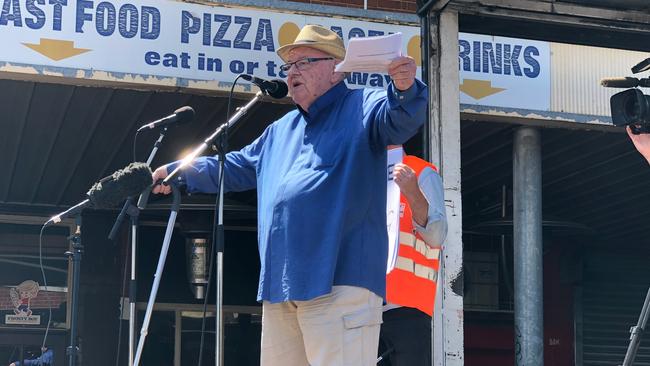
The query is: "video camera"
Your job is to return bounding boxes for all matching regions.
[601,58,650,134]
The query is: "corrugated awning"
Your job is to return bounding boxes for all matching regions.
[0,79,292,215]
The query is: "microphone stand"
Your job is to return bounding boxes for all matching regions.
[108,128,169,366]
[132,183,181,366]
[213,121,227,366]
[163,90,265,366]
[620,286,650,366]
[66,215,83,366]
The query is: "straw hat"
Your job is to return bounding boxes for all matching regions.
[277,24,346,62]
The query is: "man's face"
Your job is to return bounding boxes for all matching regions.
[286,47,341,111]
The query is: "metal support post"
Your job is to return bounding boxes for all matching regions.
[513,126,544,366]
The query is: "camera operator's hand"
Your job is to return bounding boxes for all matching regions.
[627,126,650,164]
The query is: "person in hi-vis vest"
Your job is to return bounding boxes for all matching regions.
[381,147,447,366]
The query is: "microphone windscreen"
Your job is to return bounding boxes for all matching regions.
[174,106,195,124]
[88,162,153,209]
[267,79,288,99]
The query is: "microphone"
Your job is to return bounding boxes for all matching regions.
[632,58,650,74]
[600,77,650,88]
[45,162,153,226]
[240,75,288,99]
[137,106,195,131]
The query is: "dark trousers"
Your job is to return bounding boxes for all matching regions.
[379,307,431,366]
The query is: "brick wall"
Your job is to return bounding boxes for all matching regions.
[286,0,418,14]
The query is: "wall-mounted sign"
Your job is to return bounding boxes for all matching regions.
[459,32,551,111]
[5,280,41,325]
[0,0,420,90]
[1,1,554,111]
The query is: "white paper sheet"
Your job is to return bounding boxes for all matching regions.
[335,33,403,73]
[386,146,403,274]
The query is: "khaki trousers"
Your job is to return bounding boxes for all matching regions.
[261,285,383,366]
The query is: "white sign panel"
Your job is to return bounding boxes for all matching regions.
[386,146,403,274]
[459,32,551,111]
[5,314,40,325]
[0,0,420,90]
[1,1,554,111]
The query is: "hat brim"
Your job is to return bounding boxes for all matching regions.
[277,41,346,62]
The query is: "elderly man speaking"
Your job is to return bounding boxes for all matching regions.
[152,24,427,365]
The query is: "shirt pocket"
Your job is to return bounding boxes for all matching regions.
[308,128,346,169]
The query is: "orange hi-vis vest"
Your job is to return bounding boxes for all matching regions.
[386,155,441,316]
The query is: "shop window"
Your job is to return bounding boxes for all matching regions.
[0,215,72,330]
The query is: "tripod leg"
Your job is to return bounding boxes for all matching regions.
[129,221,138,366]
[133,210,178,366]
[66,218,83,366]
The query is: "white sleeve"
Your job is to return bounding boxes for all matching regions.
[413,167,448,247]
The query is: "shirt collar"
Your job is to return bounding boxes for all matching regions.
[298,81,349,122]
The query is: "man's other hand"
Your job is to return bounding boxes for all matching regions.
[393,163,419,197]
[151,165,171,194]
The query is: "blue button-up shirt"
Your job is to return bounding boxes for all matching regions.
[169,80,427,303]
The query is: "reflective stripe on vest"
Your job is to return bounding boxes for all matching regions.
[399,231,441,260]
[394,256,438,282]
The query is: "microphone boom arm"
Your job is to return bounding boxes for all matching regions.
[163,91,265,185]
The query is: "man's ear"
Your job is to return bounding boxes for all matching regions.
[330,71,345,83]
[330,60,346,83]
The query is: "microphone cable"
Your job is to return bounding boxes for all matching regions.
[38,224,53,356]
[6,346,18,365]
[197,74,246,366]
[133,130,141,163]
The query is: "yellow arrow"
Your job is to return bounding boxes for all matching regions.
[459,79,506,99]
[23,38,91,61]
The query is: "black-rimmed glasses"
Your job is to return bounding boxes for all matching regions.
[279,57,335,73]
